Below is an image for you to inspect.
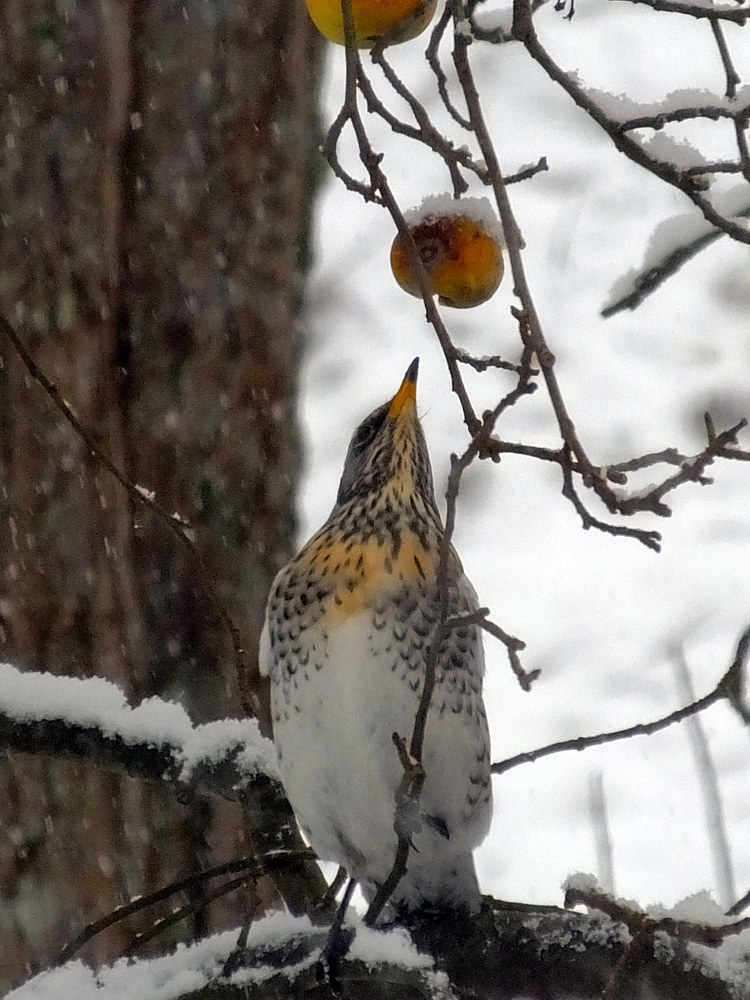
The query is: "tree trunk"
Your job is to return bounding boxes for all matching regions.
[0,0,322,985]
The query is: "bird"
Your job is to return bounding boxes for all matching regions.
[259,358,492,914]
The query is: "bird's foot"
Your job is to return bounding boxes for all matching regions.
[315,875,358,992]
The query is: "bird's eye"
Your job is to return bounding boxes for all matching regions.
[354,420,377,450]
[350,406,387,456]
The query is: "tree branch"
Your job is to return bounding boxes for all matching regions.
[514,1,750,246]
[36,897,749,999]
[610,0,750,24]
[493,623,750,774]
[0,663,277,801]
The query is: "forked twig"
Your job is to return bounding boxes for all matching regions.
[55,849,317,966]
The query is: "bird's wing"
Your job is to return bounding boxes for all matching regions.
[258,615,272,678]
[258,618,272,677]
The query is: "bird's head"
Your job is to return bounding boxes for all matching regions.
[336,358,438,517]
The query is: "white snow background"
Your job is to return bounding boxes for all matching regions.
[7,1,750,996]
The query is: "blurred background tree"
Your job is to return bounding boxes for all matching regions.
[0,0,322,984]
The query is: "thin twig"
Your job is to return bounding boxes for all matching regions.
[368,47,473,193]
[602,201,750,316]
[727,886,750,916]
[606,448,686,475]
[610,0,750,23]
[123,873,252,958]
[220,893,262,978]
[425,6,473,130]
[478,616,539,691]
[559,448,663,550]
[615,416,749,516]
[356,67,470,194]
[503,156,549,184]
[710,18,742,99]
[494,691,721,775]
[686,161,745,176]
[515,0,750,246]
[0,313,188,535]
[55,849,316,965]
[494,624,750,774]
[619,101,750,130]
[452,345,526,374]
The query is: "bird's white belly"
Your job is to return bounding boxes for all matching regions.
[271,609,491,887]
[273,613,408,881]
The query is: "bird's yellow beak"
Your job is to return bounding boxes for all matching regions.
[387,357,419,419]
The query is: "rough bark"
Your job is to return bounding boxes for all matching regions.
[0,0,322,986]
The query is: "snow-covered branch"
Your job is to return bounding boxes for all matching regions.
[0,664,331,922]
[0,663,278,802]
[10,896,750,1000]
[602,194,750,316]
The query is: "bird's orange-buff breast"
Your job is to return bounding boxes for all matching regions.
[302,531,435,624]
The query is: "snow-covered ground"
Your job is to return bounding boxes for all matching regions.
[299,0,750,914]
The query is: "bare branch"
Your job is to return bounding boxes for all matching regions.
[514,1,750,247]
[606,448,686,475]
[559,447,663,550]
[452,345,528,374]
[710,18,742,98]
[602,228,722,317]
[493,624,750,774]
[425,6,472,130]
[564,882,750,945]
[727,886,750,916]
[478,616,540,690]
[55,852,311,966]
[494,693,724,775]
[615,417,749,516]
[503,155,549,184]
[618,101,750,131]
[610,0,750,23]
[122,873,254,959]
[367,47,474,194]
